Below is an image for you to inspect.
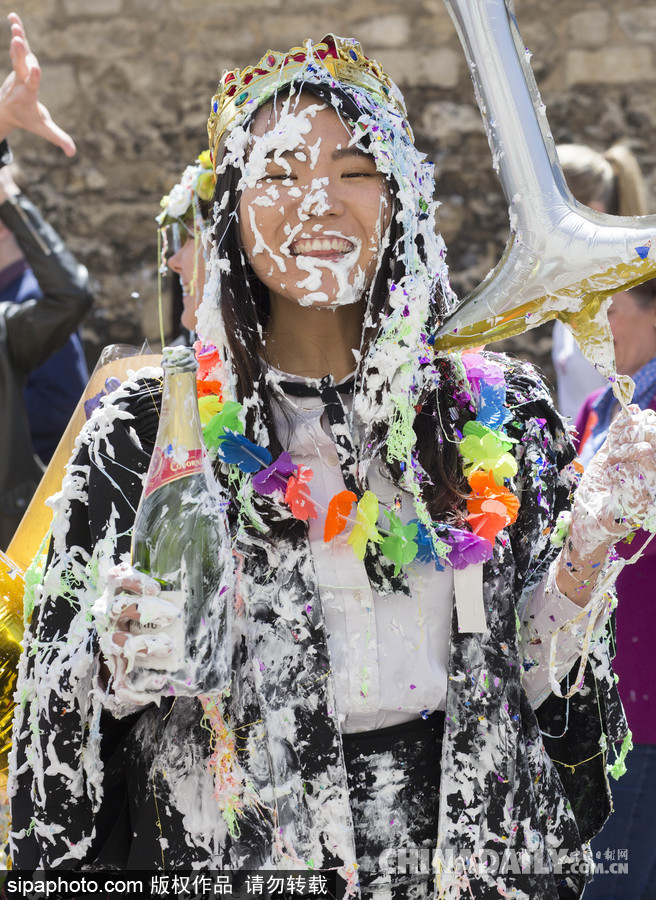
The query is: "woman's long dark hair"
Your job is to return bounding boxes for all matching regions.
[211,81,469,525]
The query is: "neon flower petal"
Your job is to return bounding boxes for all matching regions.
[198,395,224,427]
[285,465,317,520]
[216,430,272,473]
[488,454,518,485]
[411,520,449,571]
[480,498,510,518]
[197,378,224,399]
[253,452,296,496]
[466,510,507,544]
[348,491,383,560]
[195,341,221,376]
[443,528,494,569]
[195,341,224,399]
[204,401,244,452]
[462,352,505,394]
[324,490,357,542]
[197,171,216,202]
[467,470,520,524]
[414,525,436,564]
[197,149,213,170]
[459,420,518,484]
[380,510,418,574]
[476,381,510,429]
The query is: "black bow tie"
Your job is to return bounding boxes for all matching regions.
[278,377,355,398]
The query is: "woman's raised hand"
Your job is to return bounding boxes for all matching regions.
[0,12,76,154]
[93,562,183,707]
[554,405,656,605]
[570,405,656,558]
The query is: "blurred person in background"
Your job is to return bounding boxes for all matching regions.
[552,143,649,422]
[0,162,89,464]
[158,151,214,345]
[0,12,93,548]
[574,275,656,900]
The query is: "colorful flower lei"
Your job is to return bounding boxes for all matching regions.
[195,345,520,574]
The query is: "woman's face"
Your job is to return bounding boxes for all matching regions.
[167,224,206,331]
[238,94,391,310]
[608,287,656,376]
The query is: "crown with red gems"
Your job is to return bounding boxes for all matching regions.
[207,34,410,169]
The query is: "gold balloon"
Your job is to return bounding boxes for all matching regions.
[0,551,24,634]
[436,0,656,411]
[0,551,24,806]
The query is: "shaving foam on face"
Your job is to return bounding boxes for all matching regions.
[246,206,287,273]
[234,102,389,310]
[291,232,364,307]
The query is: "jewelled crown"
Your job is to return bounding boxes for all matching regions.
[207,34,411,168]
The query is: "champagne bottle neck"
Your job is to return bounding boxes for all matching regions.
[141,359,208,500]
[157,369,204,453]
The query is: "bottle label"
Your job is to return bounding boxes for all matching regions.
[144,446,205,498]
[125,588,186,675]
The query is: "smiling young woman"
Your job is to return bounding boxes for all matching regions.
[10,33,656,900]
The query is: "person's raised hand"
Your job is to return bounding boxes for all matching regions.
[570,405,656,559]
[0,12,75,155]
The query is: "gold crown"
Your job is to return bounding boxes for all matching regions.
[207,34,410,169]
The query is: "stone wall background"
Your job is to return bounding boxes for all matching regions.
[6,0,656,389]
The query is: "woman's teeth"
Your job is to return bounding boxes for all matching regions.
[291,237,354,256]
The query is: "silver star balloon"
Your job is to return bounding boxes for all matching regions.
[434,0,656,408]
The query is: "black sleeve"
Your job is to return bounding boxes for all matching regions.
[0,193,93,376]
[10,379,161,869]
[502,358,577,600]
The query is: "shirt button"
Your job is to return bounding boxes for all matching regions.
[354,590,363,603]
[327,453,339,467]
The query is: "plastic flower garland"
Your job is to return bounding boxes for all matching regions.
[195,345,520,576]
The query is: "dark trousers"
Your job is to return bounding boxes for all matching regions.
[342,710,445,898]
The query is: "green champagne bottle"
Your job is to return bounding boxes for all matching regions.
[129,345,232,696]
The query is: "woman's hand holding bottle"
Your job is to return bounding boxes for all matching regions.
[93,562,184,706]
